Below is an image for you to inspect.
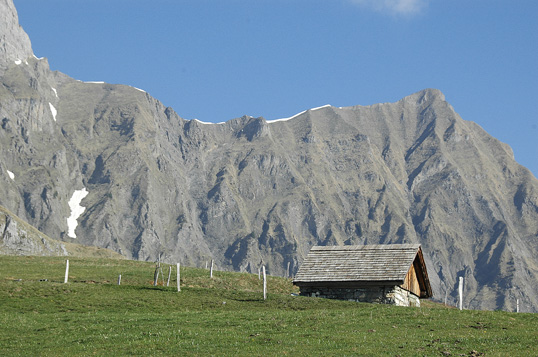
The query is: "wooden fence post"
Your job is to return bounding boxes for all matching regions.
[286,262,290,278]
[167,266,172,287]
[64,259,69,284]
[263,265,267,300]
[210,259,214,278]
[516,299,520,313]
[177,263,181,292]
[154,262,160,286]
[117,274,122,285]
[458,277,464,310]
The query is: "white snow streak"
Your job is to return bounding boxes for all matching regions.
[192,119,226,125]
[66,188,89,238]
[49,103,57,121]
[85,81,105,84]
[133,86,146,93]
[14,59,22,65]
[189,104,333,125]
[267,104,332,124]
[7,170,15,180]
[51,87,58,97]
[310,104,332,111]
[266,110,306,124]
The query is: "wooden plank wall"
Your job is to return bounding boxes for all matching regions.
[402,260,421,296]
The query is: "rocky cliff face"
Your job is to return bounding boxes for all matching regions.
[0,0,33,75]
[1,0,537,312]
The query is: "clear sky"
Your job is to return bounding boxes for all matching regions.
[14,0,538,178]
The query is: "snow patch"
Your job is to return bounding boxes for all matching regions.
[85,81,105,84]
[192,119,226,125]
[49,103,57,121]
[133,86,146,93]
[66,188,89,238]
[310,104,332,111]
[51,87,58,97]
[266,110,306,123]
[7,170,15,180]
[267,104,332,123]
[14,59,22,65]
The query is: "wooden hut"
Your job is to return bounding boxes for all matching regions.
[293,244,433,307]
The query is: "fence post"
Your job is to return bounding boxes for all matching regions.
[154,262,160,286]
[286,262,290,278]
[210,259,214,278]
[177,263,181,292]
[117,274,122,285]
[516,299,519,313]
[263,265,267,300]
[64,259,69,284]
[458,277,464,310]
[167,266,172,287]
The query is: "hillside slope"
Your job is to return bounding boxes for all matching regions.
[0,0,537,311]
[0,205,124,259]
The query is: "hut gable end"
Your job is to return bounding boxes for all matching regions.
[402,258,421,297]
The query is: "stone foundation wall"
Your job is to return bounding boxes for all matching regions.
[299,285,420,307]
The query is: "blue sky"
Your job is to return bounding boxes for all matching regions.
[14,0,538,177]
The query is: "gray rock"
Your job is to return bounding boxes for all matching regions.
[0,0,34,75]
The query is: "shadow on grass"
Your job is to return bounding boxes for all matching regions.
[231,298,265,302]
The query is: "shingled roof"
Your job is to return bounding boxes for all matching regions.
[293,244,433,297]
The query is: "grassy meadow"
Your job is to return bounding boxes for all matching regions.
[1,255,536,356]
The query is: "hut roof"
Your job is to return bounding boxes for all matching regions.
[293,244,432,297]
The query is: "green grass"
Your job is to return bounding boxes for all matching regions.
[1,256,536,356]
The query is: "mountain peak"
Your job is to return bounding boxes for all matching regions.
[406,88,446,105]
[0,0,34,73]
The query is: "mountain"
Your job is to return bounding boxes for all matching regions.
[1,0,537,312]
